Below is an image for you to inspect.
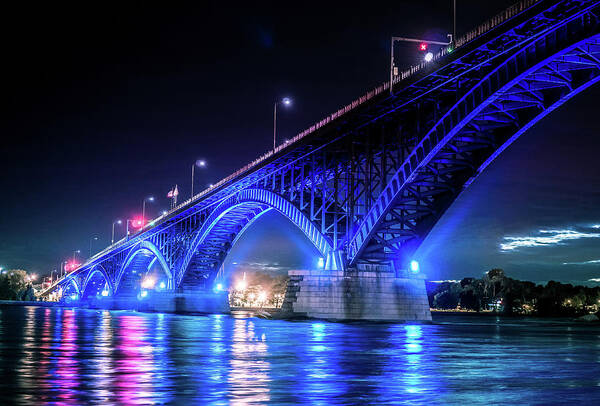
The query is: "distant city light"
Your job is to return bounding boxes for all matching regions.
[140,290,148,298]
[141,276,156,289]
[214,283,224,293]
[258,291,267,302]
[410,260,420,273]
[235,279,247,291]
[424,52,434,62]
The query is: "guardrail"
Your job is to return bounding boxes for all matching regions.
[52,0,540,285]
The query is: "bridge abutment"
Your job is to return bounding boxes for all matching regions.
[281,269,431,322]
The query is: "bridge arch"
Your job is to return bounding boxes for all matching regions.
[177,188,337,289]
[115,240,172,295]
[349,32,600,265]
[59,278,81,301]
[81,265,114,298]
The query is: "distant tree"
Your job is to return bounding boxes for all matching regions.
[0,270,29,300]
[433,282,461,309]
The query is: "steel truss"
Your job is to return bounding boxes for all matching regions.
[41,0,600,299]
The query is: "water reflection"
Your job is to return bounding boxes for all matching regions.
[229,318,272,403]
[0,308,598,404]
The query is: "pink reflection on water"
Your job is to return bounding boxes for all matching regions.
[113,314,155,405]
[54,309,80,404]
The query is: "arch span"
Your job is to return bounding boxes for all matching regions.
[81,265,114,298]
[349,32,600,265]
[59,278,81,301]
[115,240,172,295]
[177,189,338,288]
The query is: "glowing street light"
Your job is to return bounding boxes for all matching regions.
[191,159,207,198]
[112,219,122,244]
[141,276,156,289]
[126,218,144,238]
[273,97,292,150]
[142,196,154,226]
[389,34,453,94]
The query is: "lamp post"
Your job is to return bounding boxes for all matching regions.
[273,97,292,150]
[50,269,58,284]
[191,159,206,198]
[60,261,68,277]
[112,219,122,244]
[126,219,143,239]
[69,250,81,273]
[142,197,154,227]
[89,236,99,257]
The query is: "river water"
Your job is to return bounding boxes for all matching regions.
[0,306,598,405]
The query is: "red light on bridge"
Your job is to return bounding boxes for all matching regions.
[65,261,81,272]
[419,43,428,51]
[130,217,145,228]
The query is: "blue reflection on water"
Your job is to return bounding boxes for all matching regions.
[0,307,599,404]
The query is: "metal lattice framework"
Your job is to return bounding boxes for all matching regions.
[41,0,600,300]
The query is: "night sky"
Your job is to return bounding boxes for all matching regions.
[2,1,599,285]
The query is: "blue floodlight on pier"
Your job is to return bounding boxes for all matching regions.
[410,260,420,273]
[140,290,148,298]
[159,281,166,290]
[317,258,324,269]
[214,283,224,293]
[70,294,78,301]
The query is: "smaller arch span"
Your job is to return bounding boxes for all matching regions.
[115,240,173,295]
[81,265,114,298]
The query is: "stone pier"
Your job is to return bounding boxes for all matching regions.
[281,269,431,322]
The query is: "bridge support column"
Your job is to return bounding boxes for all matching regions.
[282,269,431,322]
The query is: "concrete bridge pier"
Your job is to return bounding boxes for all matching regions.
[282,268,431,322]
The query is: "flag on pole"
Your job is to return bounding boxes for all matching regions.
[167,185,179,208]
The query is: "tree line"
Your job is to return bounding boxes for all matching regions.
[426,269,600,317]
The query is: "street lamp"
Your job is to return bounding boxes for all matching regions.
[273,97,292,150]
[126,218,143,239]
[60,261,68,277]
[112,219,122,244]
[191,159,207,198]
[72,250,80,263]
[89,236,99,257]
[389,34,453,95]
[50,269,58,284]
[142,196,154,227]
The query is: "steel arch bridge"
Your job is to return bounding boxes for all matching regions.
[42,0,600,301]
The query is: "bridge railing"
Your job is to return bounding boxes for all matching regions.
[58,0,542,283]
[176,0,541,212]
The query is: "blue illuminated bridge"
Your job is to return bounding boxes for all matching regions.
[41,0,600,320]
